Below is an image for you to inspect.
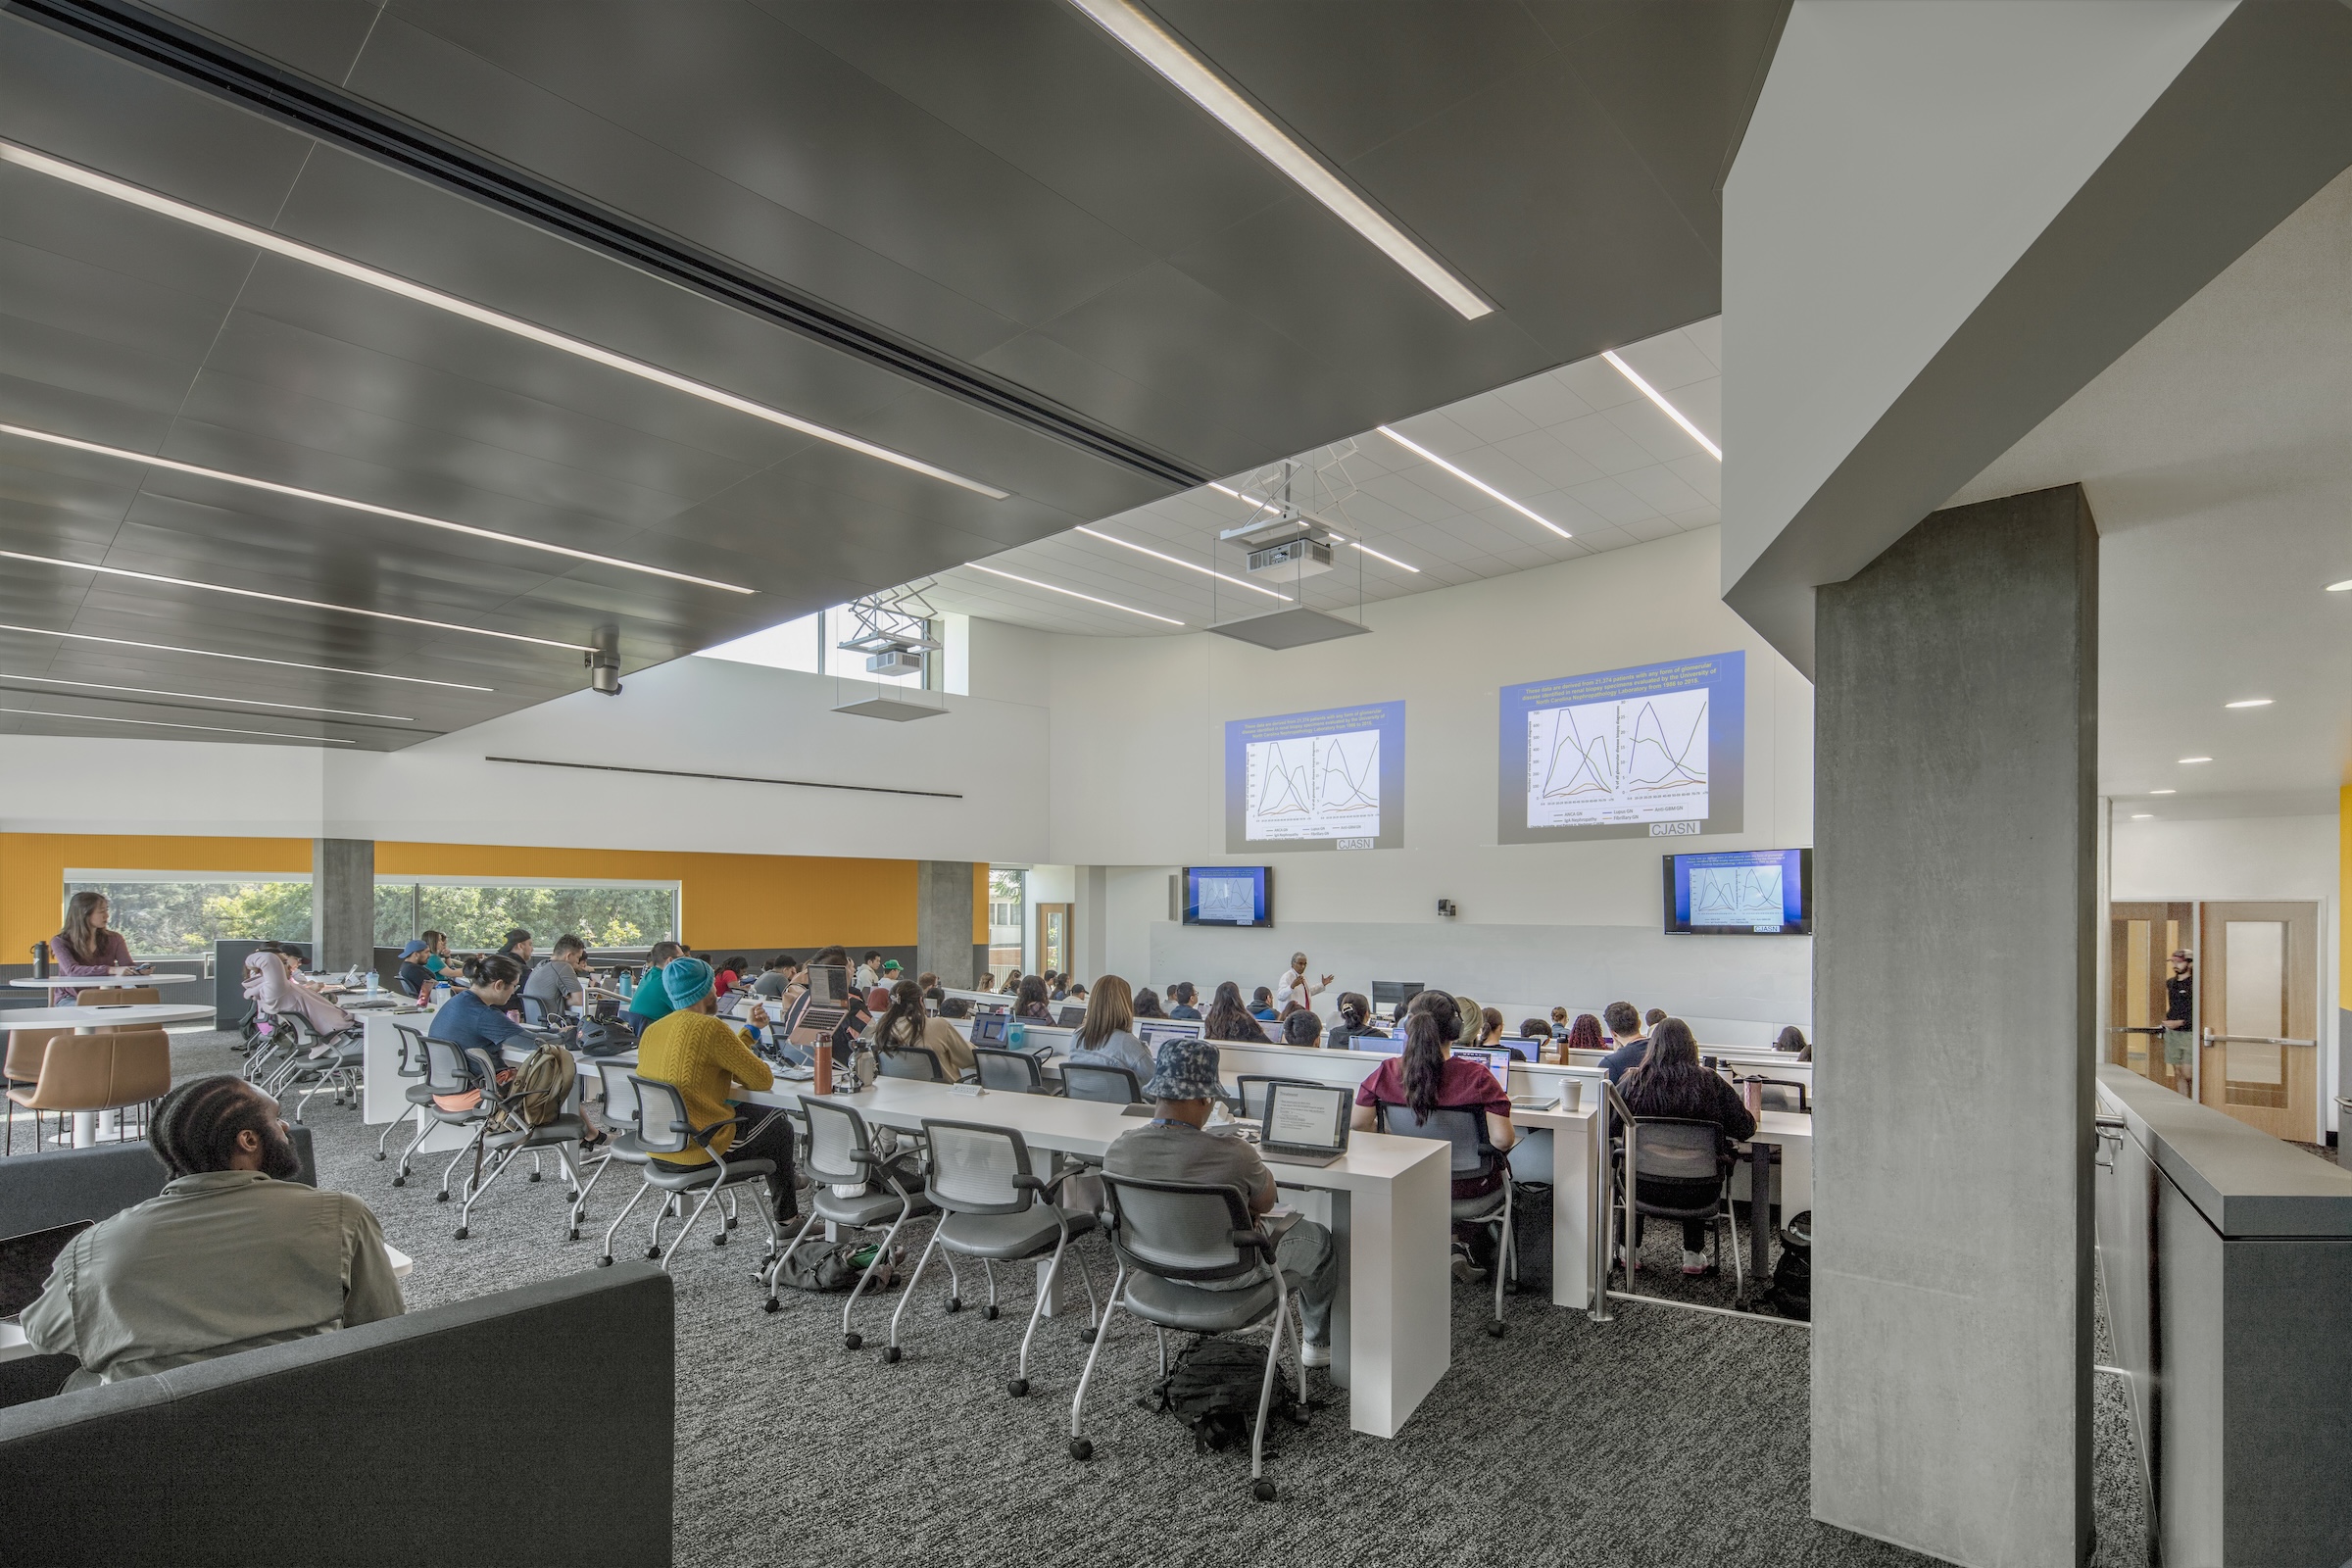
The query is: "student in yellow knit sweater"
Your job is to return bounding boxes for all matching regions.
[633,956,798,1224]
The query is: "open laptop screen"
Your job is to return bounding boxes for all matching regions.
[970,1013,1009,1047]
[1261,1081,1349,1152]
[1452,1047,1512,1091]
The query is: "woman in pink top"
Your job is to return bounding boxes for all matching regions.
[50,891,140,998]
[242,942,358,1038]
[1350,993,1516,1277]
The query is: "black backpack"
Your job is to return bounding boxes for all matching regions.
[1146,1336,1309,1454]
[1764,1209,1811,1319]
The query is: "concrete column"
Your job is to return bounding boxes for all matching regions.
[311,838,375,975]
[1075,865,1108,985]
[1812,485,2096,1567]
[914,861,976,989]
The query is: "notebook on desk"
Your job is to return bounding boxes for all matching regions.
[1256,1081,1351,1167]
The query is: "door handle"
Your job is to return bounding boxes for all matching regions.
[2202,1032,2316,1048]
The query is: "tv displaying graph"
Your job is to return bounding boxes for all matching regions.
[1225,700,1405,853]
[1664,848,1810,935]
[1183,865,1271,927]
[1497,654,1744,843]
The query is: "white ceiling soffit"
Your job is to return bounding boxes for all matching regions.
[1947,165,2352,807]
[915,321,1722,636]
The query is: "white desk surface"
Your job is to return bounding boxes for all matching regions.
[9,974,198,988]
[2,1004,216,1030]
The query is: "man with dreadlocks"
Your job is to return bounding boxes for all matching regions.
[21,1074,404,1388]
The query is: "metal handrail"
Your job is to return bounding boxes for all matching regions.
[2202,1031,2315,1048]
[1589,1078,1637,1323]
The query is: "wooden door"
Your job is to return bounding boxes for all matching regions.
[2107,902,2192,1096]
[2197,901,2321,1142]
[1037,904,1071,978]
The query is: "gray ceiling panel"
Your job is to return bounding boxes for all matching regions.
[142,0,383,83]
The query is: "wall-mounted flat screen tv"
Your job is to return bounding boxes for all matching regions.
[1183,866,1272,927]
[1663,849,1811,935]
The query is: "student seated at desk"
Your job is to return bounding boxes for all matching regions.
[627,941,686,1027]
[395,939,431,998]
[22,1075,405,1388]
[1282,1009,1323,1049]
[1597,1002,1652,1083]
[1165,982,1202,1021]
[1203,982,1271,1045]
[1324,994,1386,1052]
[875,980,973,1078]
[1249,987,1278,1022]
[1618,1018,1755,1276]
[1013,974,1054,1021]
[715,956,748,995]
[1564,1012,1605,1055]
[243,942,359,1041]
[521,934,590,1018]
[634,958,797,1224]
[1104,1037,1338,1367]
[1352,997,1515,1280]
[753,955,801,999]
[1065,976,1155,1084]
[1132,987,1167,1020]
[427,954,531,1107]
[1777,1025,1810,1060]
[1644,1007,1667,1032]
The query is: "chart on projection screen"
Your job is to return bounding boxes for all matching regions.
[1245,727,1381,842]
[1526,685,1709,828]
[1497,653,1743,844]
[1224,700,1406,853]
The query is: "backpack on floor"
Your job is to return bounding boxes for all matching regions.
[492,1043,575,1132]
[771,1239,896,1293]
[1763,1208,1811,1320]
[1146,1336,1308,1454]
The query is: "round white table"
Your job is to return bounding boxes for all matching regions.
[9,973,200,1005]
[3,1003,217,1147]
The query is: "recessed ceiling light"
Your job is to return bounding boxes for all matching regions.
[0,706,354,744]
[0,671,409,720]
[966,563,1185,625]
[0,550,595,652]
[1376,426,1571,539]
[1074,525,1288,600]
[2131,812,2154,819]
[0,138,1006,500]
[2178,757,2212,764]
[1065,1,1491,320]
[2149,789,2176,795]
[1601,350,1722,461]
[0,423,750,593]
[2224,698,2273,709]
[2327,580,2352,592]
[0,621,490,691]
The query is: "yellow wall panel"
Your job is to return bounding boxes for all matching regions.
[2,834,310,953]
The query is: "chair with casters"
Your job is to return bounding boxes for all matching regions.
[885,1119,1098,1392]
[1069,1173,1304,1501]
[874,1043,946,1083]
[448,1047,586,1242]
[1059,1061,1143,1106]
[4,1027,71,1155]
[568,1060,654,1244]
[764,1096,936,1347]
[1233,1075,1320,1120]
[1618,1116,1743,1297]
[3,1028,172,1152]
[1375,1102,1517,1336]
[417,1036,499,1207]
[971,1047,1054,1095]
[374,1024,437,1182]
[594,1075,780,1272]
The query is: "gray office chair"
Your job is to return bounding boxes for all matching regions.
[450,1047,586,1243]
[764,1097,937,1348]
[374,1023,436,1183]
[1071,1173,1303,1501]
[1059,1060,1142,1105]
[418,1037,499,1205]
[569,1059,653,1244]
[1621,1116,1743,1296]
[886,1119,1099,1395]
[519,995,549,1025]
[972,1047,1053,1095]
[593,1075,780,1272]
[1376,1102,1516,1336]
[1233,1075,1319,1120]
[875,1043,946,1082]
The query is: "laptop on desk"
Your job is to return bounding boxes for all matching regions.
[1255,1081,1351,1168]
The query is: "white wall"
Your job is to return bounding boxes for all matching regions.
[2110,809,2341,1129]
[1049,528,1817,1036]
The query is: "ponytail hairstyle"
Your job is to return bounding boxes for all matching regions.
[1403,987,1462,1045]
[1337,992,1370,1030]
[1399,1008,1449,1119]
[880,979,926,1048]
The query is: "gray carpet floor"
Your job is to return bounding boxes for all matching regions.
[137,1033,2147,1565]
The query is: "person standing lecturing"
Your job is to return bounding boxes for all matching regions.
[1275,952,1332,1011]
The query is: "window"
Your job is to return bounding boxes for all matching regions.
[64,876,311,956]
[987,867,1026,976]
[696,606,968,694]
[373,882,679,951]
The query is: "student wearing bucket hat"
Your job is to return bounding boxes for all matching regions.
[1102,1037,1340,1368]
[633,956,799,1222]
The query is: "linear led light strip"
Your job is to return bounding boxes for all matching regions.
[0,423,747,594]
[0,670,408,720]
[965,563,1184,625]
[1602,350,1721,461]
[1202,483,1420,573]
[1375,427,1571,539]
[1074,524,1287,600]
[1,706,354,744]
[0,551,594,652]
[0,139,1006,500]
[0,621,490,691]
[1066,0,1490,321]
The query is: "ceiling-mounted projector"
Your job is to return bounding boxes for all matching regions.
[1220,505,1337,578]
[1247,535,1333,577]
[864,649,925,676]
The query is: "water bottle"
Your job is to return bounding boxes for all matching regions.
[1007,1016,1026,1050]
[617,971,634,1001]
[366,969,379,997]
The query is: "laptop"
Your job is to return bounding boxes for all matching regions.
[1136,1018,1203,1055]
[1452,1046,1512,1092]
[1255,1081,1352,1168]
[970,1012,1010,1048]
[1056,1004,1086,1027]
